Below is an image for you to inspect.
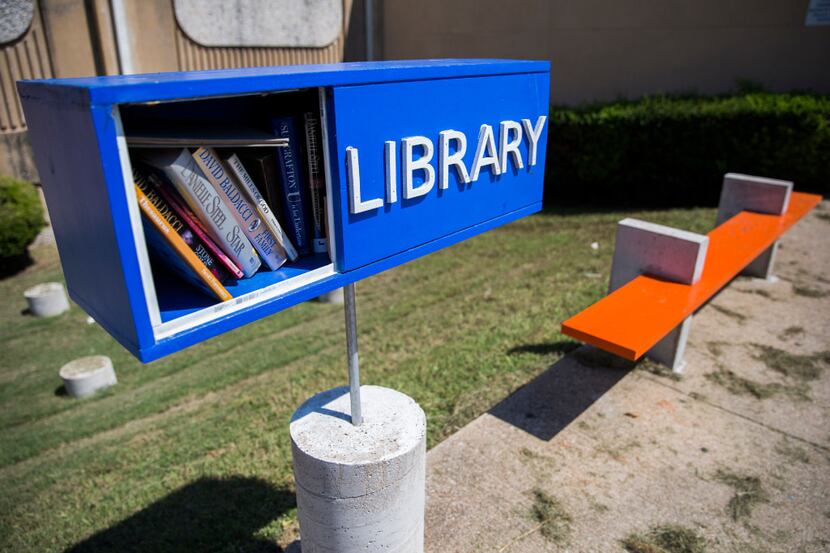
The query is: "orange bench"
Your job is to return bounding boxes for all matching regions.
[561,173,822,372]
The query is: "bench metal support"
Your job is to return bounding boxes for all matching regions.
[610,219,709,374]
[647,316,692,373]
[717,173,793,282]
[742,242,779,281]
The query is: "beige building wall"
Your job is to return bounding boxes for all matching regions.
[379,0,830,105]
[1,0,353,181]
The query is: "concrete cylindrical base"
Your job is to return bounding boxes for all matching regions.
[290,385,426,553]
[24,282,69,317]
[59,355,117,398]
[316,288,345,304]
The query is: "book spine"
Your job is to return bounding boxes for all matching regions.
[134,169,230,282]
[193,147,288,271]
[273,115,313,257]
[135,184,232,302]
[224,153,299,261]
[243,154,282,219]
[144,170,244,279]
[303,112,328,254]
[154,149,261,278]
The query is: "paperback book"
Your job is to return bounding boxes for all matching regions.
[193,147,289,271]
[142,148,262,278]
[272,115,313,257]
[303,112,328,254]
[238,151,284,227]
[134,168,230,283]
[223,152,299,261]
[139,166,245,279]
[135,184,232,302]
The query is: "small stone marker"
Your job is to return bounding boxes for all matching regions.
[59,356,117,398]
[316,287,345,304]
[290,385,426,552]
[23,282,69,317]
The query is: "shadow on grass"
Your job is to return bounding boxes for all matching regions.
[490,346,631,441]
[65,476,295,553]
[507,341,580,357]
[0,253,34,279]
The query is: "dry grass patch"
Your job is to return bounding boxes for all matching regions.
[715,470,769,522]
[778,326,805,341]
[793,286,829,298]
[753,345,827,382]
[704,369,792,400]
[622,524,707,553]
[710,304,747,323]
[530,489,572,544]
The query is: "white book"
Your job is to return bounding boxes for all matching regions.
[142,148,261,278]
[223,152,299,261]
[193,147,288,271]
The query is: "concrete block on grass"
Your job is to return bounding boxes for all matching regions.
[316,287,345,304]
[23,282,69,317]
[59,356,116,398]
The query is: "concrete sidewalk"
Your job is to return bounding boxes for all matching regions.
[424,203,830,553]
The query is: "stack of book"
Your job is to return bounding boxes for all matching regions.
[130,113,329,302]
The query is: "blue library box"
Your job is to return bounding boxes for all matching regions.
[18,60,550,362]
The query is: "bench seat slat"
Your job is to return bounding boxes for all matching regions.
[561,192,822,361]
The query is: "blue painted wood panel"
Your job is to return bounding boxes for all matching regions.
[20,97,153,353]
[327,72,549,271]
[17,60,551,362]
[19,60,549,105]
[144,203,538,362]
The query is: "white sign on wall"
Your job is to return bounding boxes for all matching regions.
[806,0,830,26]
[174,0,343,48]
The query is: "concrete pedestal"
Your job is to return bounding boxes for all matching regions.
[24,282,69,317]
[716,173,793,281]
[290,385,426,553]
[743,242,779,281]
[610,218,709,373]
[59,355,116,398]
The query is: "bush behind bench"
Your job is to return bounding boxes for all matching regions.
[547,92,830,206]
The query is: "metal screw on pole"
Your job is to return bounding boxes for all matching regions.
[343,283,362,426]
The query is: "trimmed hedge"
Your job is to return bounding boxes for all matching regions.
[0,176,44,261]
[546,93,830,206]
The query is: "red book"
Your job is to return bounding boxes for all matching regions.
[139,166,245,279]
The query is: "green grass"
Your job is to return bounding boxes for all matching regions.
[0,206,715,552]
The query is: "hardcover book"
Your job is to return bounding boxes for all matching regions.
[135,169,230,283]
[238,151,284,225]
[142,148,261,278]
[272,115,313,257]
[303,112,328,254]
[136,165,243,279]
[127,123,290,148]
[223,152,299,261]
[193,147,288,271]
[135,184,232,302]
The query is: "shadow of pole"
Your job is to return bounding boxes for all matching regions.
[64,476,295,553]
[490,345,635,441]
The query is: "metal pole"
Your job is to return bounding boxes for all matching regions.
[365,0,375,62]
[344,283,362,425]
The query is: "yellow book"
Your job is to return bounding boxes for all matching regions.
[135,184,232,302]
